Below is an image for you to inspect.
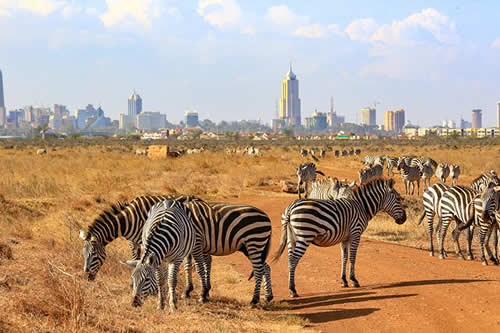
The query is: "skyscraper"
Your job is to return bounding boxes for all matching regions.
[472,109,482,129]
[497,102,500,128]
[279,65,301,126]
[0,69,5,127]
[128,91,142,126]
[360,107,376,126]
[384,109,405,132]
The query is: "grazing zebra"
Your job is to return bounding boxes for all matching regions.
[385,156,399,176]
[450,165,460,186]
[334,150,340,157]
[273,178,406,297]
[358,164,383,184]
[295,163,325,198]
[309,178,355,200]
[125,200,196,311]
[418,183,451,256]
[435,164,450,183]
[420,162,434,189]
[397,159,422,195]
[80,195,273,304]
[437,185,478,260]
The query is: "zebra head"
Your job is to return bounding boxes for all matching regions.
[125,254,159,307]
[79,230,106,281]
[380,179,407,225]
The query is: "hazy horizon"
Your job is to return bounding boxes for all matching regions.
[1,1,499,126]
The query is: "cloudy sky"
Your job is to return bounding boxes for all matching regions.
[1,0,499,126]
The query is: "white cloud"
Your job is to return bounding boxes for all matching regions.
[266,4,306,26]
[62,4,81,19]
[0,0,66,16]
[197,0,242,29]
[86,7,97,16]
[293,23,327,38]
[345,18,378,42]
[241,25,255,35]
[492,38,500,48]
[100,0,162,30]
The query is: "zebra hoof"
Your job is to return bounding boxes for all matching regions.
[289,290,299,298]
[439,254,445,260]
[458,255,465,260]
[429,252,434,257]
[482,261,488,266]
[351,280,360,288]
[198,297,208,304]
[250,298,259,305]
[467,255,474,261]
[264,295,274,303]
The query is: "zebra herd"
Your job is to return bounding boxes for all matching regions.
[300,147,361,159]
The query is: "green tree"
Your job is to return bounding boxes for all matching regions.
[282,128,294,138]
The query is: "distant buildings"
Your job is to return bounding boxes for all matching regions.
[184,110,199,127]
[119,91,143,129]
[279,65,301,126]
[497,101,500,128]
[0,70,5,127]
[305,110,327,130]
[137,111,167,130]
[442,120,456,128]
[384,109,405,132]
[360,107,376,126]
[472,109,482,129]
[327,96,344,126]
[460,118,472,129]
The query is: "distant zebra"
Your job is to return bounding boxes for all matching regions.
[80,195,273,304]
[397,159,422,195]
[300,148,308,157]
[273,178,406,297]
[420,162,434,189]
[355,149,361,156]
[295,163,325,198]
[309,178,355,200]
[348,148,354,156]
[358,164,383,184]
[334,150,340,157]
[341,150,348,157]
[385,156,399,176]
[450,165,461,186]
[435,163,450,183]
[319,149,326,158]
[125,200,196,311]
[364,155,385,167]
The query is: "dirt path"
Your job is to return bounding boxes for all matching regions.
[216,195,500,333]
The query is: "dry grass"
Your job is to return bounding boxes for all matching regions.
[0,141,498,332]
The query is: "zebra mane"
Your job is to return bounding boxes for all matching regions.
[352,177,391,194]
[86,201,130,237]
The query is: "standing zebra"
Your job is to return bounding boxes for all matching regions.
[385,156,399,176]
[420,162,434,190]
[273,178,406,297]
[470,170,499,192]
[300,148,308,157]
[80,195,273,304]
[309,177,355,200]
[364,155,384,167]
[334,150,340,158]
[295,163,325,198]
[358,163,383,184]
[125,200,196,311]
[435,163,450,183]
[397,158,422,195]
[450,165,461,186]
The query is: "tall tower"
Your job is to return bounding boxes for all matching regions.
[472,109,482,129]
[279,65,301,126]
[128,91,142,126]
[0,70,5,127]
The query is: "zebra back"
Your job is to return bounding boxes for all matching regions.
[470,171,500,192]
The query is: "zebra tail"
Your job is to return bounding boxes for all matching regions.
[417,211,426,225]
[458,203,475,231]
[248,234,271,281]
[272,205,297,263]
[316,170,325,176]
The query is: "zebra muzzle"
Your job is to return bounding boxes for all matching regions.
[86,272,96,281]
[132,295,143,307]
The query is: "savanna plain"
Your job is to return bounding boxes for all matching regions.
[0,138,499,333]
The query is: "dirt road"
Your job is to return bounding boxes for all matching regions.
[218,195,500,333]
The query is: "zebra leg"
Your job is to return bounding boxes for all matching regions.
[156,262,167,310]
[438,216,451,259]
[451,221,465,260]
[263,262,273,302]
[466,226,475,260]
[203,254,212,296]
[426,212,435,256]
[182,256,194,298]
[288,240,309,298]
[492,225,499,263]
[305,180,309,199]
[191,250,209,303]
[297,181,302,199]
[247,248,265,305]
[167,259,182,312]
[348,234,362,287]
[340,239,349,287]
[483,226,498,265]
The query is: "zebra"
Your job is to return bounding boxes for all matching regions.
[295,163,325,198]
[420,162,434,190]
[450,165,461,186]
[319,148,326,158]
[341,150,348,157]
[309,177,355,200]
[273,178,406,297]
[358,164,383,184]
[125,200,196,311]
[80,195,273,304]
[397,159,422,195]
[355,149,361,156]
[334,150,340,157]
[470,170,500,192]
[385,156,399,176]
[435,163,450,183]
[300,148,308,157]
[364,155,382,167]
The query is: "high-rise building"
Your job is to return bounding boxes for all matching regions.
[0,70,5,127]
[305,110,327,130]
[360,107,376,126]
[384,109,405,132]
[128,91,142,126]
[496,102,500,128]
[184,110,199,128]
[326,96,345,126]
[472,109,482,129]
[279,65,301,126]
[137,111,167,130]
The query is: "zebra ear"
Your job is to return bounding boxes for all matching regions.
[122,260,139,268]
[79,230,88,240]
[387,178,395,190]
[146,256,155,266]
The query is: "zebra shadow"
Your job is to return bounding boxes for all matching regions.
[371,278,492,289]
[301,307,380,324]
[287,292,417,311]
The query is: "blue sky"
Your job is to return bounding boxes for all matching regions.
[1,0,500,126]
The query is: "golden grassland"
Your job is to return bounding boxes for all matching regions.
[0,141,499,332]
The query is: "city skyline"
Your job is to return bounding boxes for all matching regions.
[1,1,500,126]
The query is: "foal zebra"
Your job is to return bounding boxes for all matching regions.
[126,200,196,311]
[397,158,422,195]
[273,178,406,297]
[295,163,325,198]
[80,195,273,304]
